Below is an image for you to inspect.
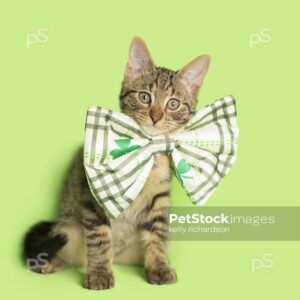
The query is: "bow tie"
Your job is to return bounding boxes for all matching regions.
[84,95,239,219]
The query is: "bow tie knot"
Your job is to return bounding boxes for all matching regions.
[149,135,176,155]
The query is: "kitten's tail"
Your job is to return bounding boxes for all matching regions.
[23,221,68,273]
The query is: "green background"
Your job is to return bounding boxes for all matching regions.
[1,0,299,299]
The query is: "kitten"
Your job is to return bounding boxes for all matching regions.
[23,37,210,289]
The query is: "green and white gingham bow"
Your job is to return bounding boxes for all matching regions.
[84,95,239,219]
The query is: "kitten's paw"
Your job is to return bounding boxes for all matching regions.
[83,271,115,290]
[145,267,177,285]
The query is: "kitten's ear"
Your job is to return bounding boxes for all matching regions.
[125,37,155,78]
[178,55,210,95]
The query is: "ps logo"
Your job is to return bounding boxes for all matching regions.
[26,252,49,272]
[26,28,48,48]
[251,253,274,272]
[249,28,272,48]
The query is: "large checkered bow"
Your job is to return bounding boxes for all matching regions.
[84,95,239,219]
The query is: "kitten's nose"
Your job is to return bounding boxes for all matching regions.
[149,108,163,124]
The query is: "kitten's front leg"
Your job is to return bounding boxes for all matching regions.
[82,200,114,290]
[138,195,177,285]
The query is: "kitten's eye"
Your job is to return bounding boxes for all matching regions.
[167,98,180,110]
[139,92,151,104]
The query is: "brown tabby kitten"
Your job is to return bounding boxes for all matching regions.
[23,37,210,289]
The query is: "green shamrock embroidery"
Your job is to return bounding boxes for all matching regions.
[110,139,141,159]
[176,159,193,184]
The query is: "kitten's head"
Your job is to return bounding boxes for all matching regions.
[120,37,210,136]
